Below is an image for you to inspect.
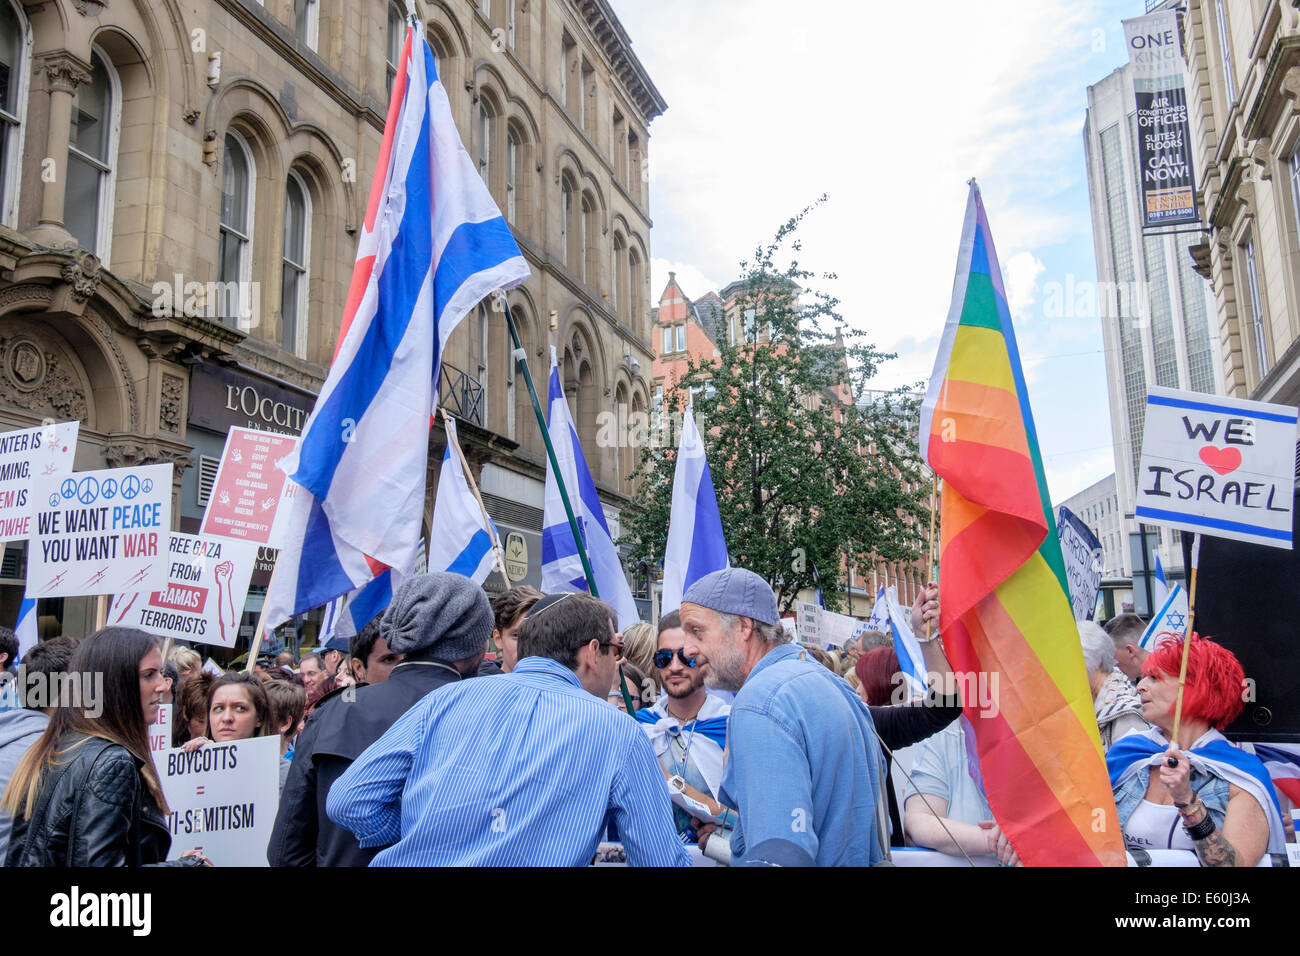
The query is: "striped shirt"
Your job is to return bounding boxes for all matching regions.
[326,656,691,866]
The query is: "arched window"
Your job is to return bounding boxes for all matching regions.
[628,247,643,336]
[281,171,311,357]
[478,99,492,188]
[64,49,119,261]
[612,233,625,315]
[579,194,591,283]
[386,1,405,96]
[560,177,573,268]
[218,131,255,328]
[506,127,519,224]
[0,0,28,228]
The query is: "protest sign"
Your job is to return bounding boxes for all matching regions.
[27,463,172,596]
[794,601,820,642]
[161,735,280,867]
[0,421,78,541]
[201,427,299,547]
[150,704,173,757]
[107,532,258,648]
[1057,506,1103,621]
[1135,387,1298,549]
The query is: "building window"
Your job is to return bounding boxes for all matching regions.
[506,0,515,48]
[479,0,490,18]
[675,325,686,352]
[386,1,404,96]
[0,0,28,229]
[281,171,310,358]
[218,131,255,328]
[661,326,672,355]
[561,34,576,115]
[580,194,592,284]
[612,233,625,314]
[65,49,119,263]
[1243,232,1270,379]
[628,248,644,336]
[581,58,595,137]
[1215,0,1235,105]
[560,179,572,267]
[294,0,319,52]
[506,128,518,224]
[478,100,492,188]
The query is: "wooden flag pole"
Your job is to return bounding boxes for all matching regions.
[243,560,280,674]
[93,593,108,632]
[441,408,511,590]
[1169,534,1201,750]
[924,473,939,641]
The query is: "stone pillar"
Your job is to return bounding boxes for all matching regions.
[29,52,92,250]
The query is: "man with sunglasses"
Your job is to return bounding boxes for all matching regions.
[635,610,735,858]
[327,591,690,866]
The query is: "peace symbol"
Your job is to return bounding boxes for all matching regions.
[121,475,141,500]
[142,478,154,494]
[60,478,77,500]
[76,477,99,505]
[100,477,118,500]
[48,493,60,509]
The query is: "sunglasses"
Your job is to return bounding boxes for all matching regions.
[653,648,699,670]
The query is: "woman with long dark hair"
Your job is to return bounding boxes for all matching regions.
[2,628,210,866]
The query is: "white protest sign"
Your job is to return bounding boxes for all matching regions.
[161,736,280,867]
[107,532,257,648]
[150,704,173,757]
[27,463,172,596]
[1057,506,1103,621]
[0,421,78,542]
[794,601,820,642]
[201,427,300,548]
[1135,387,1297,549]
[818,607,865,648]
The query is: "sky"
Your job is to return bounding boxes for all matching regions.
[608,0,1143,503]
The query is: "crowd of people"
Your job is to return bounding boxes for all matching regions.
[0,568,1292,867]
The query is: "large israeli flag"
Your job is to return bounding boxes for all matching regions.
[263,25,528,627]
[661,405,728,613]
[540,348,639,628]
[428,416,499,584]
[1139,582,1189,651]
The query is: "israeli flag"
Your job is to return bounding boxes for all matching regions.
[661,405,728,613]
[15,595,37,662]
[1140,582,1188,651]
[540,347,639,628]
[1152,554,1170,607]
[883,587,928,697]
[428,416,499,585]
[865,587,889,632]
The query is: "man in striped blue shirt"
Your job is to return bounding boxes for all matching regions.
[327,592,691,866]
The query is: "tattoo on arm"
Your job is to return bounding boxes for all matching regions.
[1193,830,1236,868]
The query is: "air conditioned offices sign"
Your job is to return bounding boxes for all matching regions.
[1124,10,1199,227]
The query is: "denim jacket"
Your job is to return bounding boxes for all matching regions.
[718,643,887,866]
[1114,764,1231,838]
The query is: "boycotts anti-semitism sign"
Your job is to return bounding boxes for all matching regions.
[1056,506,1103,621]
[160,736,279,867]
[200,427,299,547]
[0,421,78,542]
[107,533,258,648]
[1124,11,1199,227]
[27,463,172,596]
[1135,386,1298,549]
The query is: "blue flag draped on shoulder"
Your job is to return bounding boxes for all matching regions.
[428,416,500,584]
[262,25,528,628]
[540,347,639,628]
[661,405,728,613]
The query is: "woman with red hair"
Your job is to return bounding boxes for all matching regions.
[1106,634,1287,866]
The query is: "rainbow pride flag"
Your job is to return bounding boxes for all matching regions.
[919,183,1125,867]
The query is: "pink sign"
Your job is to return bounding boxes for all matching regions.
[201,427,298,546]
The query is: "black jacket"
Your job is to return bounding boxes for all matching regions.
[5,732,188,867]
[267,658,469,867]
[869,692,964,847]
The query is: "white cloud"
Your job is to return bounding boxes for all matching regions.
[1003,252,1047,322]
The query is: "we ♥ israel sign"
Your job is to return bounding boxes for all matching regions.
[1135,386,1298,549]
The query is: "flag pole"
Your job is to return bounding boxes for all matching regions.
[243,561,279,674]
[501,298,600,597]
[1169,534,1201,750]
[924,473,939,641]
[441,407,512,589]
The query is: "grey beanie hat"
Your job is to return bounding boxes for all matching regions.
[681,568,779,627]
[381,571,494,659]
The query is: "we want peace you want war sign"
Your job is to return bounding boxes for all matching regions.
[1135,386,1298,550]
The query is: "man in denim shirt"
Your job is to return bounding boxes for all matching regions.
[680,568,889,866]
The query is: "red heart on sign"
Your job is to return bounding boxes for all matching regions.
[1199,445,1242,476]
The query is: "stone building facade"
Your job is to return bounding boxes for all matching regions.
[0,0,664,640]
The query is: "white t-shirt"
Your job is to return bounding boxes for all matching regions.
[903,723,993,825]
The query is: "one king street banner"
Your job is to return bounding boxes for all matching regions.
[1124,10,1199,226]
[200,427,299,547]
[1057,506,1103,621]
[160,736,279,867]
[0,421,78,542]
[107,532,258,648]
[1135,386,1298,549]
[27,463,172,596]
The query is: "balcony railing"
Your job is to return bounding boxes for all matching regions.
[439,362,484,426]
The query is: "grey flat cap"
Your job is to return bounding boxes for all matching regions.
[681,568,779,627]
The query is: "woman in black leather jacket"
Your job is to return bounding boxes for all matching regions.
[2,627,210,867]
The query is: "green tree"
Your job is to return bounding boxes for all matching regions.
[621,200,930,614]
